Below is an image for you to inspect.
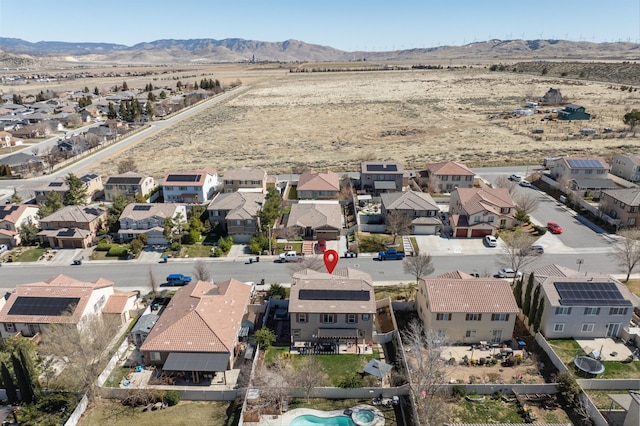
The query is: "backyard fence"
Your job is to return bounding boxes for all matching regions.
[63,393,88,426]
[535,333,569,373]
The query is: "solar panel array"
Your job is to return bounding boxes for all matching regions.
[166,174,200,182]
[554,281,631,306]
[132,205,152,211]
[298,289,370,301]
[8,296,80,316]
[81,173,99,182]
[366,164,398,172]
[48,182,64,187]
[107,177,142,185]
[566,159,603,169]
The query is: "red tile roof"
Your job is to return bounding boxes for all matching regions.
[425,161,474,176]
[454,187,514,216]
[297,171,340,192]
[422,276,518,313]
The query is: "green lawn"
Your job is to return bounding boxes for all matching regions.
[547,339,584,364]
[548,339,640,379]
[12,247,46,262]
[105,366,132,388]
[181,244,214,258]
[450,399,523,423]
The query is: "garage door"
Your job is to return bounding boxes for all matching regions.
[455,228,467,238]
[414,225,437,235]
[471,229,492,238]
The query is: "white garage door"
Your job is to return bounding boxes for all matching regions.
[414,225,437,235]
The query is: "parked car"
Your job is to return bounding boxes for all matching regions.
[484,235,498,247]
[316,239,327,253]
[497,268,523,278]
[509,174,522,182]
[278,251,305,262]
[377,249,405,260]
[547,222,563,234]
[529,245,544,254]
[519,180,532,188]
[166,274,192,286]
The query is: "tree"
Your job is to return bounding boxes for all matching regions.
[18,222,39,246]
[268,283,287,299]
[122,81,129,91]
[597,197,613,222]
[11,352,35,403]
[528,283,541,327]
[148,267,158,299]
[38,191,63,218]
[251,362,290,413]
[117,157,138,174]
[107,194,129,233]
[403,319,450,426]
[93,87,99,96]
[294,356,324,402]
[609,228,640,282]
[386,210,412,244]
[494,175,518,195]
[513,276,524,308]
[557,373,581,407]
[129,238,144,255]
[623,109,640,134]
[258,188,282,233]
[39,314,120,400]
[0,361,18,404]
[193,259,211,282]
[63,173,88,205]
[522,273,534,317]
[403,253,435,284]
[254,328,276,350]
[500,228,539,279]
[8,188,22,204]
[145,101,154,119]
[107,102,117,120]
[532,298,544,332]
[514,192,540,214]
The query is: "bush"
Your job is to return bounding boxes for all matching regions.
[163,390,181,406]
[269,283,287,299]
[533,225,547,236]
[452,386,467,398]
[254,328,276,350]
[213,247,223,257]
[218,236,234,253]
[337,372,363,388]
[108,246,129,257]
[37,392,72,413]
[96,241,111,251]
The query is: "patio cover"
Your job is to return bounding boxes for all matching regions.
[364,359,393,379]
[163,352,228,372]
[374,181,396,190]
[317,328,358,338]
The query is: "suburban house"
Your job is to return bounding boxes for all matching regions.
[207,192,265,243]
[0,131,13,148]
[380,191,442,235]
[610,154,640,183]
[360,161,407,194]
[557,103,591,120]
[104,171,157,202]
[289,268,376,352]
[117,203,187,245]
[162,167,218,203]
[599,188,640,227]
[297,171,340,200]
[0,153,46,176]
[0,204,39,247]
[416,271,518,344]
[140,279,252,383]
[449,188,516,238]
[526,265,638,339]
[222,167,268,194]
[38,205,108,248]
[285,202,342,241]
[34,173,103,204]
[547,157,610,183]
[418,161,475,193]
[0,274,136,339]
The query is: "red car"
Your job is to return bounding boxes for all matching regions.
[547,222,563,234]
[316,239,327,253]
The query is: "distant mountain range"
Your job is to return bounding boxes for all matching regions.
[1,37,638,65]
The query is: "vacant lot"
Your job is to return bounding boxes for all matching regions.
[81,66,640,178]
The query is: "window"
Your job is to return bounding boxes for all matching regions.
[487,216,495,223]
[473,216,480,223]
[620,202,626,208]
[500,207,510,214]
[585,169,593,175]
[211,211,219,216]
[555,307,572,315]
[179,186,188,191]
[581,323,595,332]
[609,307,628,316]
[297,313,308,323]
[452,175,461,181]
[465,176,473,181]
[441,176,448,181]
[631,206,639,213]
[553,323,565,332]
[465,330,477,338]
[436,313,452,321]
[491,313,509,321]
[629,218,636,226]
[321,314,335,323]
[150,352,161,361]
[347,314,357,324]
[292,329,301,339]
[584,307,600,315]
[465,313,482,321]
[362,313,370,321]
[3,323,15,333]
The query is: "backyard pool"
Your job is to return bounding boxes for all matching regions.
[290,414,355,426]
[289,407,380,426]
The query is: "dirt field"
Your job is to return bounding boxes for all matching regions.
[46,66,640,177]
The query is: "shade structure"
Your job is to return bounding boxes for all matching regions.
[363,359,393,379]
[163,352,228,372]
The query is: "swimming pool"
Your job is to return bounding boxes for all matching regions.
[290,414,355,426]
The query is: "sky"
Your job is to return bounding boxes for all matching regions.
[1,0,639,51]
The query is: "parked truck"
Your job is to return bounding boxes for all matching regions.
[377,249,405,260]
[278,251,305,262]
[166,274,192,286]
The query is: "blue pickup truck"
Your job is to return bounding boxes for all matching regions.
[377,249,405,261]
[166,274,192,286]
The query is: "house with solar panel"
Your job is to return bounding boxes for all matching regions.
[33,173,103,205]
[161,167,218,203]
[546,157,614,197]
[104,171,157,202]
[0,274,137,339]
[360,161,408,194]
[117,203,187,245]
[38,205,108,248]
[289,268,376,354]
[526,265,638,339]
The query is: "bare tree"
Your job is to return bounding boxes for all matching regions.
[386,210,412,244]
[609,228,640,282]
[494,175,518,195]
[514,192,540,214]
[117,157,139,174]
[403,253,435,284]
[339,174,354,201]
[251,362,290,413]
[193,259,212,282]
[148,266,158,298]
[403,320,450,426]
[499,228,539,278]
[287,256,326,274]
[293,356,324,402]
[597,197,614,222]
[39,314,121,400]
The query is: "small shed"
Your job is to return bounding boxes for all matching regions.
[130,314,159,346]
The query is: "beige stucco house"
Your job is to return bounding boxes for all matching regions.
[207,192,265,243]
[380,191,442,235]
[449,187,516,238]
[285,202,341,240]
[360,161,407,194]
[104,171,157,202]
[418,161,475,193]
[610,154,640,183]
[33,173,103,205]
[162,167,218,203]
[222,167,268,194]
[0,204,39,247]
[117,203,187,245]
[600,188,640,228]
[297,171,340,200]
[38,205,107,248]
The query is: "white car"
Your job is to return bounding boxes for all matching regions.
[497,268,523,278]
[484,235,498,247]
[519,180,532,188]
[509,174,522,182]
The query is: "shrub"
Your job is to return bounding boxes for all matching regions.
[269,283,287,299]
[452,386,467,398]
[37,392,72,413]
[254,328,276,350]
[163,390,181,406]
[533,225,547,236]
[337,372,363,388]
[96,241,111,251]
[218,236,234,253]
[108,246,129,257]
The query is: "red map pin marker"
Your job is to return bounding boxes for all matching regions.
[323,250,339,274]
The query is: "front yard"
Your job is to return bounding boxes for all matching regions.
[11,246,46,262]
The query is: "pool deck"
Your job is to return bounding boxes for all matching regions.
[251,405,384,426]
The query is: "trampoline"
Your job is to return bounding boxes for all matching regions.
[574,356,605,375]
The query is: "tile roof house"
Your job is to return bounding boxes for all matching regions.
[38,205,107,249]
[611,153,640,183]
[162,167,218,203]
[0,153,46,176]
[526,265,639,339]
[222,167,268,194]
[418,161,475,193]
[33,173,103,205]
[207,192,265,243]
[117,203,187,245]
[289,268,376,350]
[0,131,13,148]
[380,191,442,235]
[0,274,135,339]
[449,188,516,238]
[360,161,407,194]
[285,202,342,241]
[104,171,157,202]
[0,204,39,247]
[600,188,640,227]
[416,271,519,343]
[297,171,340,200]
[140,279,252,382]
[547,157,609,183]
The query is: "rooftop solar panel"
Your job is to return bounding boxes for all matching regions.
[554,281,631,306]
[48,182,64,187]
[107,177,142,185]
[298,289,370,301]
[132,205,152,211]
[366,164,398,172]
[166,174,200,182]
[8,296,80,316]
[567,159,603,169]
